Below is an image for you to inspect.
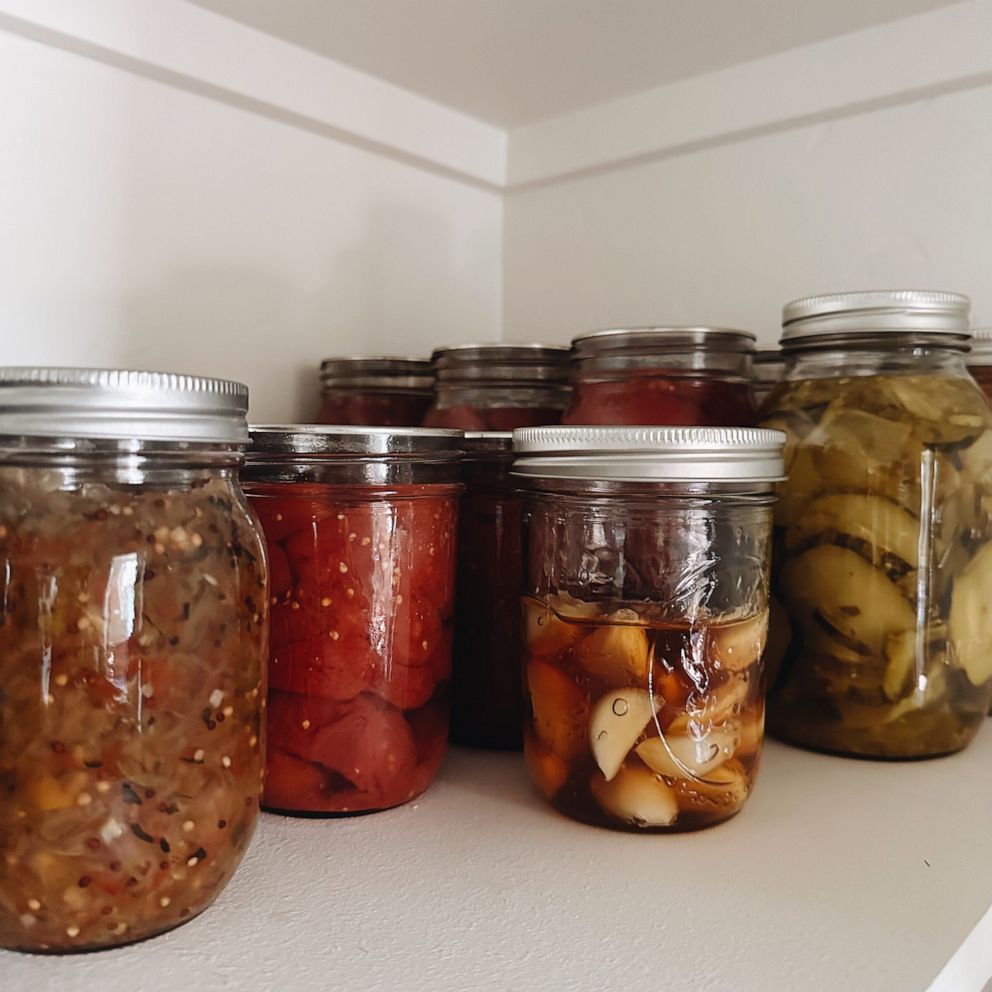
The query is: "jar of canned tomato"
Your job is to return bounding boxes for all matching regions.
[449,433,523,749]
[0,368,267,953]
[563,327,757,426]
[243,426,461,815]
[423,344,571,430]
[513,425,785,832]
[316,357,433,427]
[760,291,992,758]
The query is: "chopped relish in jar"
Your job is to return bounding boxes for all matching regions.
[522,599,765,831]
[0,473,266,952]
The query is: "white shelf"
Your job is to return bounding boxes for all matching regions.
[5,735,992,992]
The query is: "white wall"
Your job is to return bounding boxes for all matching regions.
[0,14,503,422]
[503,1,992,347]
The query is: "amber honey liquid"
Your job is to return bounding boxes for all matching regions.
[522,597,766,832]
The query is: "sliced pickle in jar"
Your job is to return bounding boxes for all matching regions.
[590,764,678,827]
[948,541,992,686]
[635,725,740,779]
[781,545,914,658]
[785,494,919,572]
[589,688,656,781]
[526,659,590,760]
[575,611,651,682]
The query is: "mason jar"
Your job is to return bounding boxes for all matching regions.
[0,368,267,953]
[563,327,757,426]
[753,348,784,406]
[514,426,785,832]
[760,291,992,758]
[423,344,571,430]
[448,433,523,749]
[242,426,461,815]
[316,357,433,427]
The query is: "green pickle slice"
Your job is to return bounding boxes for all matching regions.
[761,372,992,757]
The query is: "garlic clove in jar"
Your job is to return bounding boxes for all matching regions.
[590,765,678,828]
[707,611,768,674]
[526,660,590,760]
[670,759,749,815]
[589,688,655,781]
[635,725,740,779]
[575,611,650,682]
[523,594,598,657]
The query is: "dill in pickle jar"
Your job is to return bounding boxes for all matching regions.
[759,292,992,758]
[0,369,267,953]
[514,426,785,832]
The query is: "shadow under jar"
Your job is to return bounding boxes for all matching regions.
[0,368,267,954]
[449,433,524,749]
[422,344,571,430]
[242,426,462,815]
[513,425,785,832]
[760,291,992,758]
[563,327,757,427]
[315,357,433,427]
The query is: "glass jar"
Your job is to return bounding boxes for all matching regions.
[966,330,992,403]
[242,426,461,815]
[0,368,267,953]
[514,426,785,832]
[316,357,433,427]
[423,344,571,430]
[759,291,992,758]
[753,348,784,406]
[449,433,523,749]
[563,327,757,426]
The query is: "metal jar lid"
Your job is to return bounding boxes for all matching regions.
[571,327,756,357]
[319,356,433,390]
[247,424,462,458]
[512,425,785,483]
[968,329,992,366]
[431,344,570,385]
[0,367,249,443]
[781,290,970,343]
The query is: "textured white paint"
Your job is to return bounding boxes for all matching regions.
[4,739,992,991]
[503,83,992,347]
[0,30,502,423]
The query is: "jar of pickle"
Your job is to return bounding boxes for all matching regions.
[422,344,571,430]
[760,291,992,758]
[753,348,784,406]
[563,327,757,426]
[316,357,433,427]
[242,426,461,814]
[0,368,267,953]
[966,329,992,404]
[513,425,785,832]
[449,433,523,749]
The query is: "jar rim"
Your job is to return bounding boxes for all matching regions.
[0,366,248,444]
[512,425,785,483]
[572,326,757,354]
[319,356,433,385]
[248,423,463,457]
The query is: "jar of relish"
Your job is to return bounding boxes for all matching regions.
[514,425,785,832]
[316,357,433,427]
[423,344,570,430]
[563,327,757,426]
[243,426,461,815]
[0,368,267,953]
[449,433,523,749]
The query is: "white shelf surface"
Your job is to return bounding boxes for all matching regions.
[5,735,992,992]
